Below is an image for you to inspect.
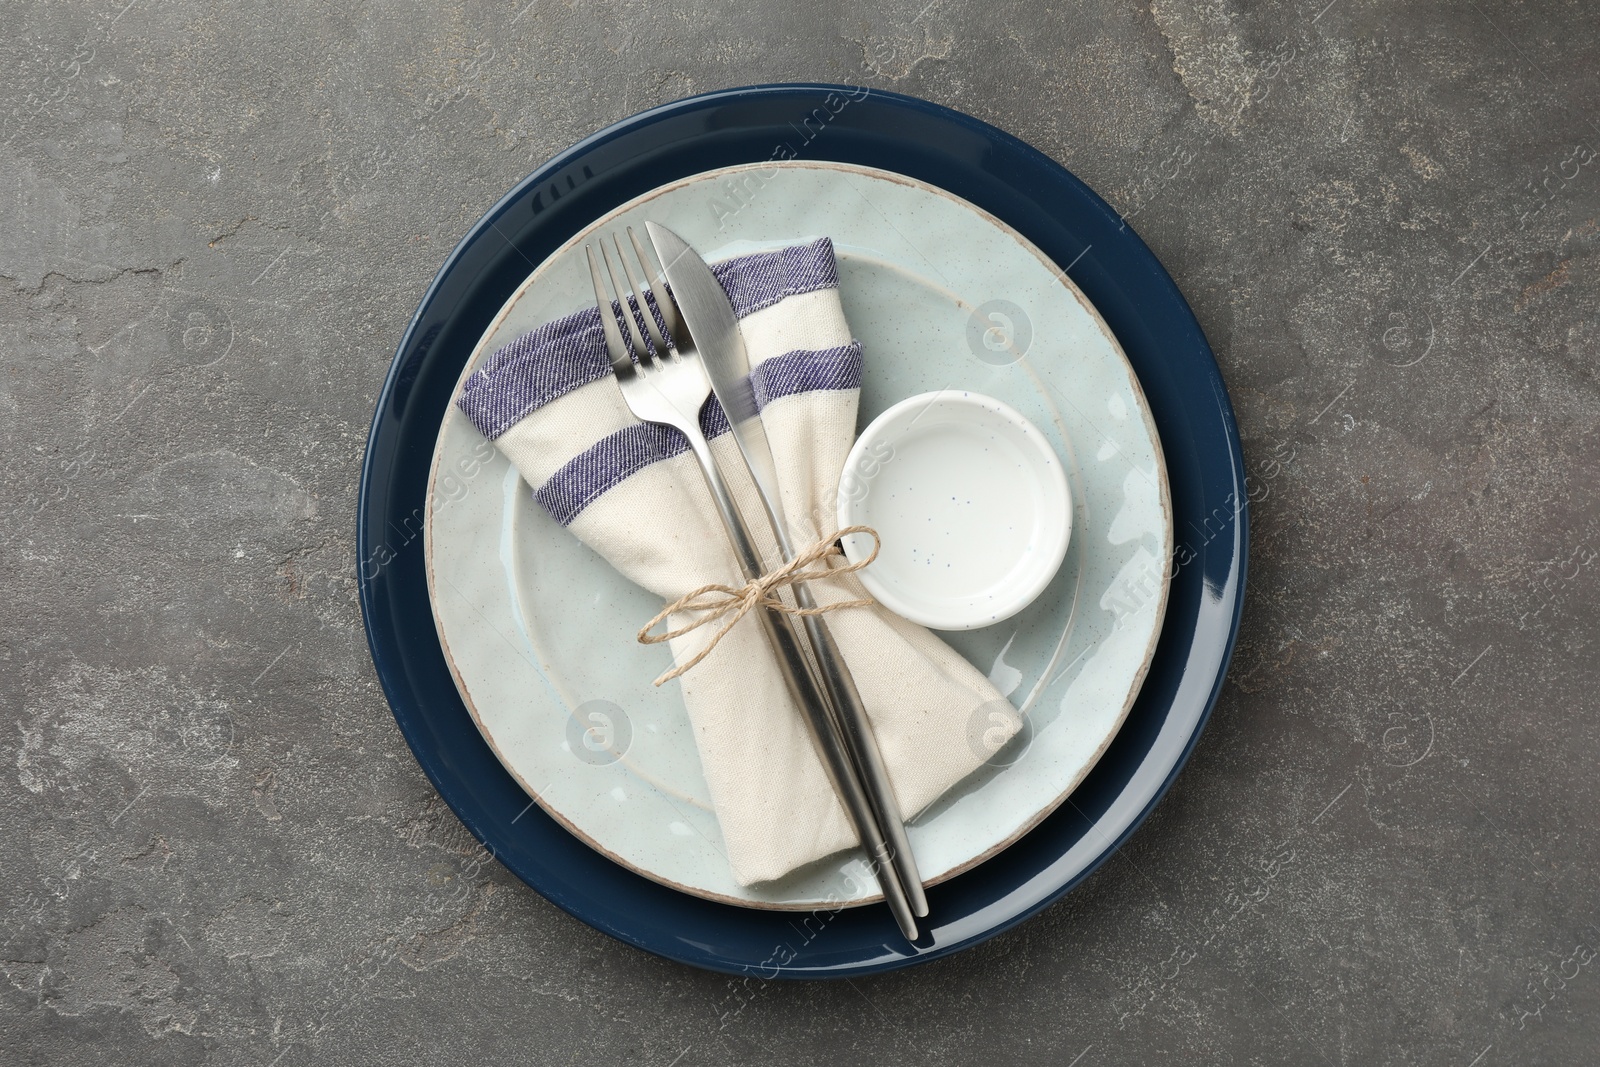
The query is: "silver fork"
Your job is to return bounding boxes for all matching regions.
[586,229,921,941]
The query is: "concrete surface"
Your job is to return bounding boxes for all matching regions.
[3,1,1597,1064]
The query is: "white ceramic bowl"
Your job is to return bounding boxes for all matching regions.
[836,390,1072,630]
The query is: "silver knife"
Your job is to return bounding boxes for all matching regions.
[646,222,930,919]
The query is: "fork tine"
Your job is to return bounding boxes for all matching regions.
[628,226,682,346]
[586,244,633,377]
[599,240,652,365]
[613,233,671,356]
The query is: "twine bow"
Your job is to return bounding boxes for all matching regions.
[637,526,881,686]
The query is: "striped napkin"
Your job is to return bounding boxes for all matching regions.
[456,237,1018,885]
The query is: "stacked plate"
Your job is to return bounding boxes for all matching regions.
[358,85,1246,977]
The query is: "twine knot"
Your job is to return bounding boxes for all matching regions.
[637,526,880,686]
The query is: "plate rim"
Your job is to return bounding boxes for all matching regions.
[358,82,1247,978]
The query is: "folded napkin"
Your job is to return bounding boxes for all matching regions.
[457,237,1020,885]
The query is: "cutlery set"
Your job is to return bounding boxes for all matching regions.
[586,223,928,939]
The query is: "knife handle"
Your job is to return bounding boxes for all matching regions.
[792,590,930,918]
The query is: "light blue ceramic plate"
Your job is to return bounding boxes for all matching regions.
[425,161,1171,909]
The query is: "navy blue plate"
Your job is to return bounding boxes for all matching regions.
[358,84,1246,977]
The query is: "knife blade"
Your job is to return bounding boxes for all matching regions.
[646,222,930,919]
[644,223,786,527]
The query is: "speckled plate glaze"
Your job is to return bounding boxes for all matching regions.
[424,160,1172,910]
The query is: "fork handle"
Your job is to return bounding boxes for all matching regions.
[680,431,921,941]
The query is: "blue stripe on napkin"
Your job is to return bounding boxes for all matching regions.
[457,238,840,440]
[535,343,862,526]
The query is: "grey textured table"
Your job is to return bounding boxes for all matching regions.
[3,2,1597,1064]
